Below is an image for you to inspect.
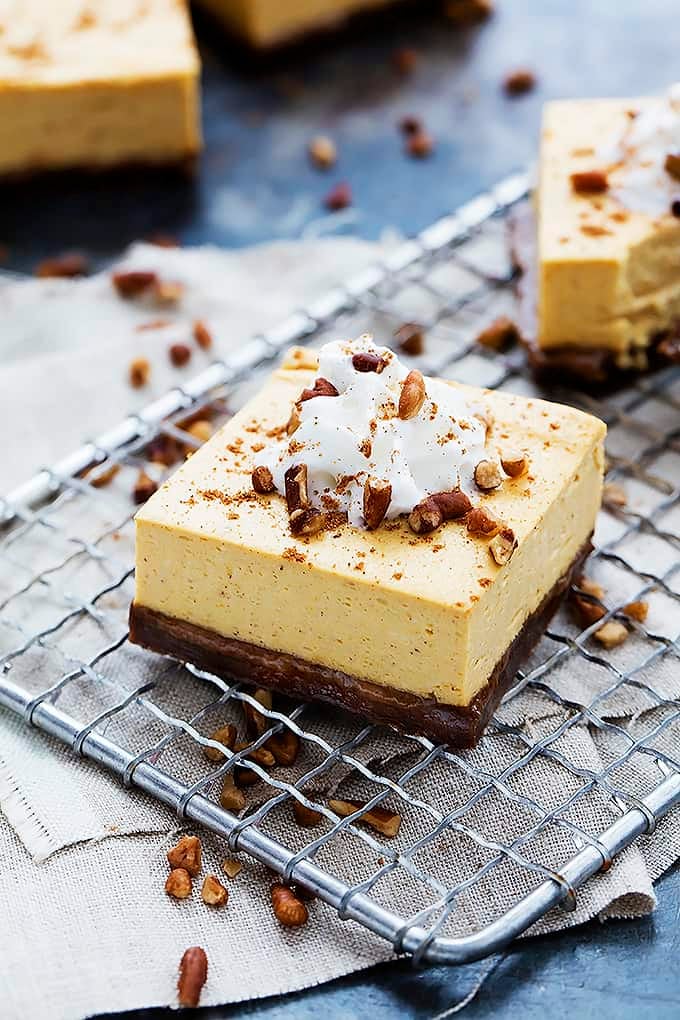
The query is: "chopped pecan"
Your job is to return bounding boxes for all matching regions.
[178,947,208,1009]
[169,342,192,367]
[242,688,273,738]
[664,151,680,181]
[267,728,300,766]
[252,465,275,494]
[489,526,517,565]
[363,477,392,530]
[394,322,425,355]
[328,798,401,838]
[433,489,472,520]
[352,351,385,373]
[193,320,213,349]
[133,470,158,505]
[398,369,426,420]
[129,357,151,388]
[287,405,302,435]
[167,835,202,876]
[289,506,326,537]
[500,450,527,477]
[153,279,184,305]
[623,600,649,623]
[571,595,606,627]
[220,774,246,812]
[165,868,192,899]
[324,182,352,211]
[406,130,434,159]
[309,135,337,169]
[474,459,503,491]
[293,800,323,828]
[88,463,120,489]
[271,884,309,927]
[594,620,629,648]
[201,875,228,907]
[408,497,443,535]
[222,858,243,878]
[112,269,158,297]
[466,507,499,536]
[299,377,339,402]
[503,68,536,95]
[570,169,609,194]
[603,481,627,508]
[284,464,309,512]
[578,576,605,600]
[475,316,519,351]
[203,723,237,764]
[185,420,212,444]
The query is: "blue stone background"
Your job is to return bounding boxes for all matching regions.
[10,0,679,1014]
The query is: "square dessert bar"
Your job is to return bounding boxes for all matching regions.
[197,0,395,48]
[131,340,606,746]
[515,87,680,382]
[0,0,201,177]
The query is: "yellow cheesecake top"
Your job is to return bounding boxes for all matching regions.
[136,346,606,618]
[0,0,199,84]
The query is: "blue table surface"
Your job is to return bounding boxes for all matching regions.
[11,0,679,1014]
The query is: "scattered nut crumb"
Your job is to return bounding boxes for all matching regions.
[220,774,246,813]
[185,419,213,444]
[193,320,213,350]
[167,835,202,877]
[623,600,648,623]
[165,868,192,899]
[594,620,629,649]
[324,182,352,211]
[503,68,536,96]
[88,463,120,489]
[406,130,434,159]
[153,279,184,305]
[293,800,323,828]
[271,884,309,927]
[328,798,401,838]
[466,507,499,536]
[309,135,337,169]
[475,316,520,351]
[474,459,502,492]
[222,859,243,879]
[489,527,516,566]
[201,875,228,907]
[578,576,605,600]
[500,450,527,477]
[169,342,192,367]
[602,482,627,508]
[112,269,158,297]
[129,357,151,388]
[177,947,208,1009]
[252,465,275,494]
[570,169,609,194]
[394,322,425,355]
[133,470,158,504]
[204,723,237,763]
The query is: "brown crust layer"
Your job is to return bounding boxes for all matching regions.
[509,202,680,387]
[129,538,591,747]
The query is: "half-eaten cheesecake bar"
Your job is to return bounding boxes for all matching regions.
[514,82,680,382]
[130,336,606,746]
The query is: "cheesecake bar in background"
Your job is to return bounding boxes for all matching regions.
[196,0,395,49]
[130,336,605,747]
[0,0,201,178]
[514,83,680,383]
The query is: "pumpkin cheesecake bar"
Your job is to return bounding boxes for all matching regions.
[130,336,605,746]
[515,83,680,382]
[0,0,201,178]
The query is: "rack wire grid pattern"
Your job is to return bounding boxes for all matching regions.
[1,170,680,965]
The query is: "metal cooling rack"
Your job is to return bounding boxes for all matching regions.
[1,171,680,964]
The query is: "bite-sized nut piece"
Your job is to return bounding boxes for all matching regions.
[167,835,203,876]
[394,322,425,355]
[443,0,494,26]
[500,450,527,477]
[271,883,309,928]
[408,497,444,535]
[406,130,434,159]
[233,741,276,769]
[475,316,520,351]
[572,595,606,627]
[664,151,680,181]
[489,526,517,566]
[594,620,629,648]
[201,875,229,907]
[293,800,323,828]
[433,489,472,520]
[399,369,426,420]
[267,728,301,766]
[220,774,246,813]
[185,420,213,445]
[242,687,273,738]
[328,798,402,838]
[570,169,609,194]
[203,723,237,764]
[129,356,151,388]
[503,68,536,95]
[623,600,649,623]
[169,342,192,367]
[474,459,503,492]
[165,868,192,899]
[193,319,213,350]
[602,482,627,508]
[466,507,500,537]
[363,477,392,530]
[398,114,422,136]
[133,470,158,505]
[35,251,89,279]
[88,463,120,489]
[309,134,337,169]
[177,947,208,1009]
[352,351,385,373]
[286,405,302,435]
[324,181,352,211]
[147,433,182,467]
[153,279,184,305]
[252,465,275,494]
[289,507,326,537]
[222,858,243,879]
[299,377,339,402]
[112,269,158,297]
[578,576,605,601]
[284,463,309,512]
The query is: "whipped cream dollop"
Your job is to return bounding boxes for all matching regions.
[257,335,490,528]
[605,82,680,216]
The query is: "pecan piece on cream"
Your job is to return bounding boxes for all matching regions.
[570,169,609,194]
[408,497,443,535]
[474,459,503,491]
[398,369,426,420]
[112,269,158,297]
[664,151,680,181]
[489,526,517,565]
[500,450,527,477]
[284,464,309,512]
[252,465,275,494]
[433,489,472,520]
[289,507,326,537]
[299,377,339,402]
[352,351,385,373]
[363,477,392,530]
[466,507,499,537]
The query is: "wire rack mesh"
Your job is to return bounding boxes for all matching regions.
[1,171,679,965]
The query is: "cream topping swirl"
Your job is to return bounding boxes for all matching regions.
[607,82,680,216]
[258,335,490,527]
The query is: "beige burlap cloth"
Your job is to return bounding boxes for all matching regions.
[1,236,678,1020]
